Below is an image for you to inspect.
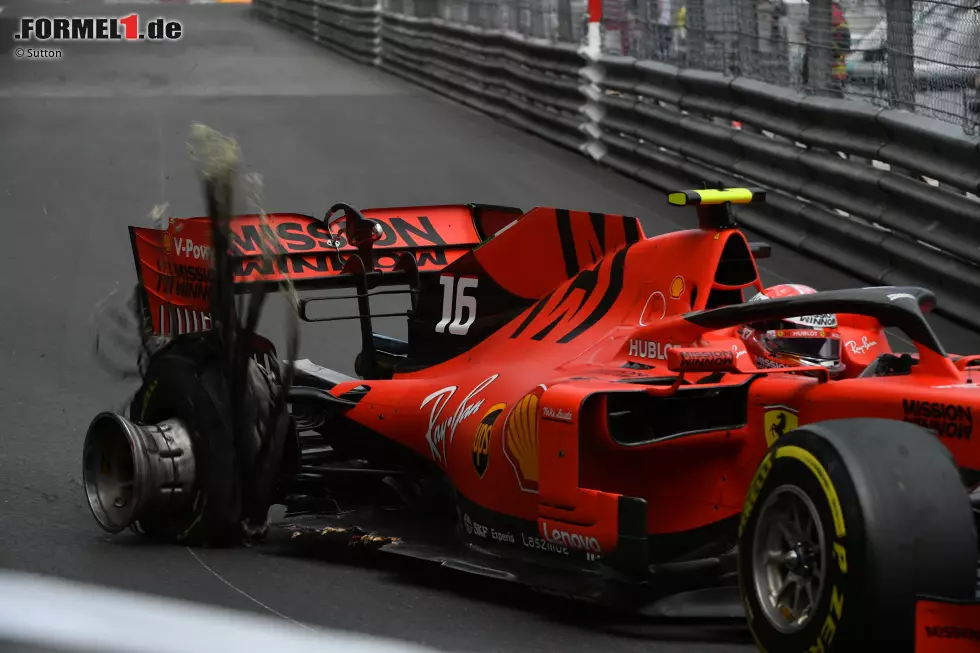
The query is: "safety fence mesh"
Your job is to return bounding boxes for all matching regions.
[606,0,980,133]
[374,0,980,134]
[381,0,590,41]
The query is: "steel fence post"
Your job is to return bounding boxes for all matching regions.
[885,0,915,111]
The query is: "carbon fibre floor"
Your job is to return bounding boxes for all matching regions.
[0,2,977,652]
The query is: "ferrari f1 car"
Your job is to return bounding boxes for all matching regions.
[82,179,980,653]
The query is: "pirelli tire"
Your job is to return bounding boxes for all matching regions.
[129,332,283,547]
[737,418,977,653]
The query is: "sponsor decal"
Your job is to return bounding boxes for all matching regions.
[462,513,489,538]
[229,215,449,256]
[421,375,499,465]
[228,216,455,280]
[628,339,675,360]
[669,275,685,299]
[888,292,916,302]
[156,211,467,285]
[731,344,747,359]
[923,625,980,642]
[542,406,573,423]
[790,314,837,328]
[902,400,973,440]
[156,261,216,283]
[678,350,735,368]
[521,533,569,555]
[778,329,830,338]
[755,355,789,370]
[472,403,506,479]
[504,390,543,493]
[916,600,980,652]
[763,406,798,446]
[233,248,451,281]
[491,529,515,544]
[153,260,215,300]
[541,521,601,554]
[171,237,213,261]
[845,336,877,356]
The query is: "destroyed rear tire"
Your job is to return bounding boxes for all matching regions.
[128,332,285,546]
[128,333,242,545]
[737,418,977,653]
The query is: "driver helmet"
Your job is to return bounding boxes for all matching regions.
[738,284,843,374]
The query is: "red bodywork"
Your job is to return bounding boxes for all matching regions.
[130,204,980,560]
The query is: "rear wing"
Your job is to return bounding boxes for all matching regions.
[130,204,522,336]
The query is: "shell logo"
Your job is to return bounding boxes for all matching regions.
[503,391,540,493]
[163,232,172,254]
[669,275,685,299]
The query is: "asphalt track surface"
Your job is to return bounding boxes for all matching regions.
[1,3,979,652]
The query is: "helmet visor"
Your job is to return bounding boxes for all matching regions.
[769,333,841,361]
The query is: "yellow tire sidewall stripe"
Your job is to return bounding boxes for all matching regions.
[776,445,847,538]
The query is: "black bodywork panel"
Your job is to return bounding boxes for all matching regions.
[276,498,744,619]
[607,380,754,446]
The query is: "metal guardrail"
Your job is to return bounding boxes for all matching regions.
[381,14,588,152]
[590,56,980,330]
[253,0,980,332]
[257,0,381,65]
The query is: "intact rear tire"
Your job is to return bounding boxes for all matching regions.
[737,418,977,653]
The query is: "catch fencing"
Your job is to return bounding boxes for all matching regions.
[597,0,980,135]
[252,0,980,332]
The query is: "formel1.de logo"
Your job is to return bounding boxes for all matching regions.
[15,15,183,42]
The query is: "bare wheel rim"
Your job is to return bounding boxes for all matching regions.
[751,484,827,634]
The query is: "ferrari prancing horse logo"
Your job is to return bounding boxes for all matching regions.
[764,406,798,446]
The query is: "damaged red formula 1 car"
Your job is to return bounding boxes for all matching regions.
[82,181,980,653]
